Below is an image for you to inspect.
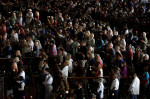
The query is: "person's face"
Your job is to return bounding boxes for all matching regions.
[96,57,100,62]
[74,24,78,29]
[79,27,82,32]
[121,63,124,67]
[113,75,116,80]
[132,74,136,78]
[117,37,120,41]
[117,56,121,60]
[66,55,69,60]
[43,62,47,65]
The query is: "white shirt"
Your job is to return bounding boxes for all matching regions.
[120,39,126,51]
[110,78,119,90]
[10,33,19,43]
[26,12,33,24]
[17,81,25,91]
[18,17,23,25]
[129,76,140,95]
[25,41,34,53]
[61,65,69,79]
[43,73,53,85]
[18,71,25,80]
[97,82,104,98]
[68,59,73,73]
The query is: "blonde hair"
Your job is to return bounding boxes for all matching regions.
[16,50,22,57]
[90,33,94,39]
[35,11,39,16]
[64,60,69,65]
[35,40,42,49]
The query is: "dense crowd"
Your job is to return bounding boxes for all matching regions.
[0,0,150,99]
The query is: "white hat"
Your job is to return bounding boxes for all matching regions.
[28,9,32,12]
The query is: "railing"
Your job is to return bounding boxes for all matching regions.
[0,57,149,99]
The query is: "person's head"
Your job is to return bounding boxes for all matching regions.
[117,54,123,60]
[20,67,24,72]
[79,26,82,32]
[108,29,113,35]
[77,82,82,88]
[45,68,50,73]
[121,61,126,67]
[12,12,16,18]
[121,36,125,40]
[112,73,118,80]
[6,40,10,46]
[14,57,20,62]
[103,29,107,35]
[116,35,120,41]
[144,67,149,72]
[34,41,39,46]
[115,45,120,52]
[95,54,101,62]
[50,40,55,45]
[35,11,39,17]
[68,22,72,27]
[132,72,137,78]
[27,36,32,42]
[0,35,2,39]
[91,94,96,99]
[87,51,93,59]
[144,54,149,60]
[43,60,48,65]
[66,54,71,60]
[81,41,86,46]
[11,29,15,35]
[58,12,62,18]
[90,33,94,39]
[85,30,90,37]
[143,32,146,38]
[18,76,24,81]
[15,50,22,57]
[64,60,69,66]
[108,42,113,49]
[18,12,22,17]
[28,9,32,13]
[74,23,78,29]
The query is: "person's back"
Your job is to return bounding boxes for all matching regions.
[74,82,84,99]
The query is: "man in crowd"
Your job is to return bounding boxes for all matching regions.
[110,73,119,99]
[129,73,140,99]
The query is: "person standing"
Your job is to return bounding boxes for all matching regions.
[97,79,104,99]
[16,76,25,99]
[129,73,140,99]
[43,68,53,99]
[110,73,119,99]
[74,82,84,99]
[141,67,149,98]
[49,40,57,56]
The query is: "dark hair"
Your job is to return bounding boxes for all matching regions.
[50,40,55,44]
[44,59,48,64]
[121,61,126,66]
[45,68,50,72]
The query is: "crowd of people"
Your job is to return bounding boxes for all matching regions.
[0,0,150,99]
